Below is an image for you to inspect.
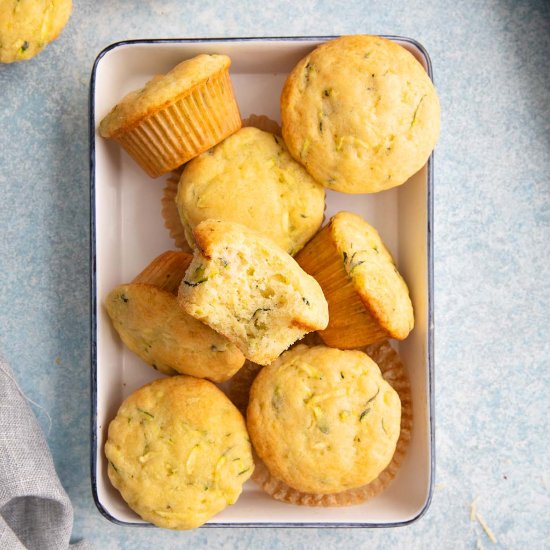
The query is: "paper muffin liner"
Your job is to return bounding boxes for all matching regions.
[114,68,242,178]
[230,341,412,507]
[161,168,193,252]
[132,250,193,294]
[161,114,282,252]
[226,360,264,416]
[242,114,282,136]
[295,224,388,348]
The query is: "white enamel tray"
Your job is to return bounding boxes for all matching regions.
[90,36,435,528]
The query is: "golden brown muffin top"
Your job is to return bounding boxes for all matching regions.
[99,54,230,137]
[0,0,72,63]
[178,219,329,365]
[176,127,325,255]
[247,345,401,494]
[281,35,440,193]
[105,376,253,529]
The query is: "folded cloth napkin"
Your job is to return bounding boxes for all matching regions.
[0,359,90,549]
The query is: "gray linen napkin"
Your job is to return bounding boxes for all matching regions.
[0,359,90,550]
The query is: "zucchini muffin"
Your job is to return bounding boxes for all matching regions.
[106,250,244,382]
[105,376,254,529]
[0,0,72,63]
[105,283,245,382]
[295,211,414,348]
[281,34,440,193]
[247,345,401,494]
[99,54,241,178]
[177,219,329,365]
[175,127,325,255]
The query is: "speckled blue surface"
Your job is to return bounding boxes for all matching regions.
[0,1,549,548]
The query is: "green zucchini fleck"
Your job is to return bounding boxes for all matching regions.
[323,88,333,97]
[120,293,129,303]
[343,251,348,263]
[183,265,208,286]
[365,387,380,406]
[381,418,389,435]
[302,297,310,306]
[359,408,371,422]
[108,460,119,473]
[137,408,154,419]
[318,423,330,434]
[300,213,308,218]
[348,251,368,273]
[251,308,271,330]
[340,371,345,379]
[410,94,427,128]
[238,467,250,476]
[304,62,314,85]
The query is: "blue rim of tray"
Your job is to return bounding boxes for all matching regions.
[89,35,435,529]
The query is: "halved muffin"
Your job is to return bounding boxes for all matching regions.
[177,219,329,365]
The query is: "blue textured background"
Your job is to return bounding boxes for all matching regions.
[1,1,549,548]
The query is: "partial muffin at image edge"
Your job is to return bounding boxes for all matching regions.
[177,219,329,365]
[99,54,242,178]
[0,0,72,63]
[104,376,254,529]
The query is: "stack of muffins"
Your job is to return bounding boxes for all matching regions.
[100,35,440,530]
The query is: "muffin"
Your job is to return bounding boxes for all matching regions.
[161,116,284,252]
[105,251,245,382]
[132,250,193,294]
[99,54,241,178]
[295,211,414,348]
[177,219,329,365]
[0,0,72,63]
[247,345,401,494]
[175,126,325,254]
[281,34,440,193]
[105,376,254,529]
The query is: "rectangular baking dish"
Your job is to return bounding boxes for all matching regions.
[90,36,435,528]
